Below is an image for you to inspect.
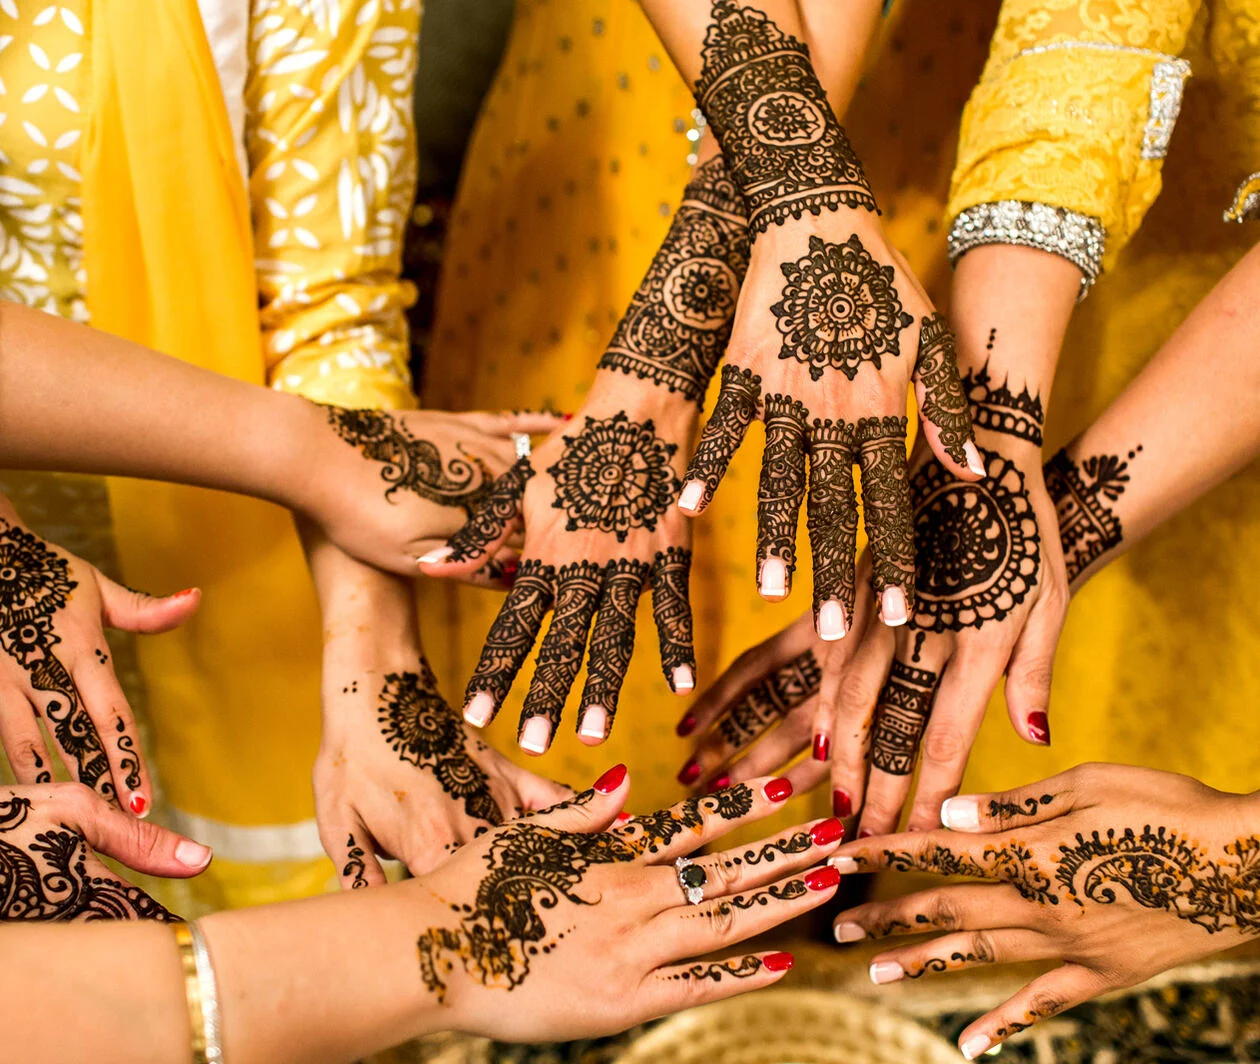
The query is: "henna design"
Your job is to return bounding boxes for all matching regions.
[581,560,648,722]
[380,663,503,826]
[993,1000,1066,1038]
[807,418,858,620]
[669,955,764,981]
[324,406,492,515]
[757,395,809,574]
[520,562,602,731]
[115,719,141,793]
[914,314,972,465]
[903,948,989,979]
[695,0,876,233]
[651,547,694,687]
[548,414,680,542]
[465,559,555,708]
[869,661,938,776]
[600,157,750,402]
[729,880,808,909]
[718,649,820,749]
[879,841,1055,905]
[343,834,369,889]
[1045,446,1140,583]
[446,457,534,563]
[773,235,912,381]
[961,363,1045,447]
[987,794,1054,821]
[616,785,755,857]
[741,830,812,866]
[684,364,762,508]
[856,417,913,599]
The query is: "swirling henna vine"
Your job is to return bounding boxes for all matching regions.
[343,834,370,889]
[960,362,1045,447]
[0,524,113,800]
[695,0,876,233]
[987,794,1054,821]
[757,395,809,575]
[880,842,1054,905]
[903,948,990,979]
[651,547,694,688]
[669,955,764,981]
[729,880,808,909]
[718,649,820,749]
[993,1000,1066,1038]
[1045,446,1141,583]
[520,562,603,731]
[740,830,812,866]
[379,663,503,826]
[465,559,556,708]
[599,157,750,402]
[616,785,756,857]
[446,457,534,563]
[910,449,1040,631]
[548,414,680,542]
[685,364,762,508]
[807,418,859,620]
[914,314,972,465]
[581,560,649,724]
[773,235,913,381]
[869,661,938,776]
[324,406,492,515]
[856,417,914,599]
[115,719,141,793]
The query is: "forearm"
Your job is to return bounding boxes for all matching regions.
[798,0,884,114]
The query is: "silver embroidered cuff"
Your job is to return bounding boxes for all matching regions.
[948,200,1106,301]
[1224,172,1260,224]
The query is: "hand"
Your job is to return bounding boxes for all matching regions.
[416,765,845,1041]
[828,764,1260,1059]
[0,782,212,920]
[0,501,199,813]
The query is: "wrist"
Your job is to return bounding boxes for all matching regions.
[263,394,336,514]
[582,368,700,443]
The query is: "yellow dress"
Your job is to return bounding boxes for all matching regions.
[0,0,420,911]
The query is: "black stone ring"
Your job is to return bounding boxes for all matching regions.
[675,856,707,905]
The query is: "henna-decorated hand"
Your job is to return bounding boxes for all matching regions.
[0,501,199,814]
[0,782,211,920]
[413,766,843,1040]
[829,764,1260,1059]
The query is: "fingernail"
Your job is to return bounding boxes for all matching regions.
[763,777,793,803]
[858,828,873,839]
[672,664,695,693]
[1027,710,1051,745]
[805,865,841,891]
[563,412,575,421]
[519,716,552,755]
[964,441,986,478]
[175,839,212,870]
[579,705,608,741]
[880,586,908,626]
[593,763,627,794]
[818,598,847,641]
[464,691,495,728]
[828,856,859,873]
[173,588,199,599]
[678,480,706,513]
[834,921,866,943]
[676,714,697,737]
[615,811,633,823]
[706,774,730,794]
[763,951,794,973]
[418,546,455,565]
[869,960,905,985]
[501,559,520,587]
[677,758,701,785]
[128,793,149,818]
[759,557,788,599]
[812,733,831,762]
[810,818,844,846]
[832,789,853,818]
[940,796,981,831]
[961,1034,992,1061]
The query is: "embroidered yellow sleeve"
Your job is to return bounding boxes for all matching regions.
[948,0,1205,269]
[245,0,422,411]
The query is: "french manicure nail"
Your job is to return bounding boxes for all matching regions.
[812,733,831,762]
[818,598,847,641]
[869,961,905,985]
[764,777,793,803]
[464,691,495,728]
[880,586,908,626]
[805,866,841,891]
[833,921,866,943]
[672,664,695,693]
[759,558,788,599]
[832,789,853,818]
[961,1034,992,1061]
[519,716,552,755]
[418,546,455,565]
[810,818,844,846]
[706,774,730,793]
[128,793,148,818]
[1027,710,1051,745]
[676,713,697,737]
[677,758,701,786]
[593,763,627,794]
[579,705,609,741]
[964,441,987,478]
[678,480,706,513]
[828,856,859,873]
[940,797,981,831]
[175,839,212,870]
[763,951,794,973]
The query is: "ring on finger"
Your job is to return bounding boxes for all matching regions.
[675,856,707,905]
[510,432,532,459]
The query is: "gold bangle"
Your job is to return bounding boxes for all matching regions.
[174,923,210,1064]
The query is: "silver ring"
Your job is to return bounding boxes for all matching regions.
[510,432,532,459]
[675,856,707,906]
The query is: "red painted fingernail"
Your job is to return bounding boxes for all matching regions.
[677,759,701,785]
[706,774,730,794]
[832,789,853,818]
[858,828,873,839]
[805,866,841,891]
[810,818,844,846]
[763,951,794,973]
[812,733,831,762]
[173,588,198,599]
[676,714,697,737]
[501,559,519,587]
[1027,711,1051,745]
[563,412,575,421]
[128,794,148,816]
[764,777,793,803]
[615,811,632,823]
[593,763,627,794]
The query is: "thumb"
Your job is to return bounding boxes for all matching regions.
[522,764,628,832]
[1003,592,1066,746]
[509,766,575,813]
[76,796,213,879]
[98,574,201,635]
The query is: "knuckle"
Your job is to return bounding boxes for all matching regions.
[921,727,967,766]
[707,899,738,938]
[969,931,997,965]
[1026,991,1066,1020]
[706,856,742,896]
[924,892,961,932]
[58,782,98,819]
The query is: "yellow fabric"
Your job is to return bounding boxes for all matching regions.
[948,0,1205,268]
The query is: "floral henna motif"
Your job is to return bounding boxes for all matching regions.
[651,547,694,689]
[465,559,556,708]
[447,457,535,563]
[1045,445,1140,583]
[807,418,859,620]
[717,649,820,749]
[773,235,913,381]
[856,417,914,601]
[581,560,649,723]
[343,834,369,889]
[616,785,756,857]
[869,661,938,776]
[520,562,603,732]
[685,364,763,508]
[914,314,972,465]
[548,414,680,542]
[757,395,809,575]
[695,0,876,233]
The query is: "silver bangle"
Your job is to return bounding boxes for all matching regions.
[190,922,224,1064]
[947,200,1106,301]
[1224,172,1260,223]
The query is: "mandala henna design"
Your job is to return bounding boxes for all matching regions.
[910,448,1040,631]
[869,661,938,776]
[757,395,809,575]
[465,559,556,708]
[961,362,1045,447]
[914,314,972,465]
[807,418,859,621]
[718,649,820,749]
[668,955,764,981]
[324,406,492,515]
[1045,446,1140,583]
[380,663,503,826]
[685,364,762,508]
[343,833,370,889]
[447,457,535,563]
[773,235,913,381]
[580,559,649,724]
[520,562,603,732]
[695,0,876,233]
[856,417,913,601]
[599,157,750,402]
[651,547,694,689]
[548,413,680,542]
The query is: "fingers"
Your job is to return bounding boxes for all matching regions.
[69,658,150,816]
[423,457,533,569]
[522,763,629,832]
[806,420,859,639]
[1003,582,1068,746]
[938,770,1083,834]
[518,562,601,754]
[868,928,1052,985]
[462,560,554,728]
[679,364,761,516]
[638,951,794,1021]
[856,416,914,625]
[336,827,387,891]
[28,659,116,805]
[505,767,574,813]
[650,547,696,694]
[70,785,213,877]
[578,560,648,744]
[957,965,1101,1059]
[694,699,811,788]
[97,576,200,634]
[0,687,53,784]
[912,313,982,479]
[755,395,808,601]
[831,883,1028,943]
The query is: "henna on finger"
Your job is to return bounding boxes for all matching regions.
[914,314,973,466]
[446,457,534,563]
[716,649,820,750]
[343,833,370,889]
[580,560,649,728]
[464,559,555,712]
[806,418,859,628]
[519,563,602,739]
[651,547,695,691]
[682,364,762,509]
[869,661,939,776]
[756,395,809,588]
[856,416,914,605]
